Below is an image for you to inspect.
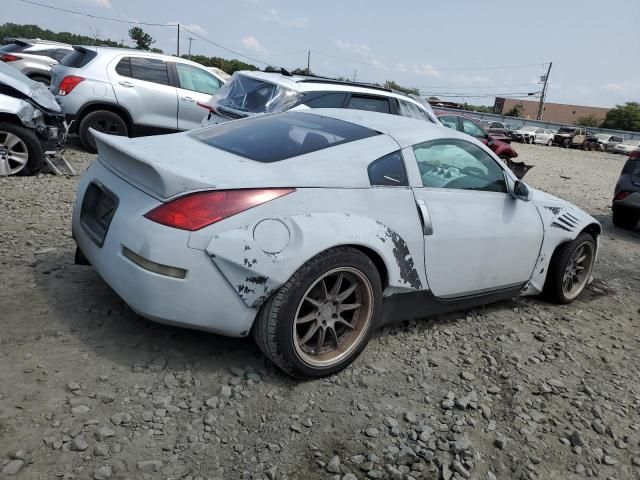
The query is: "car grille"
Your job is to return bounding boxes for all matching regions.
[80,182,118,247]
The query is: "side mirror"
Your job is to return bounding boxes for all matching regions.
[514,180,530,201]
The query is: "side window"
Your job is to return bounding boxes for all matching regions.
[439,115,459,130]
[612,136,623,142]
[129,57,169,86]
[347,95,390,114]
[460,118,487,139]
[302,93,347,108]
[536,128,544,134]
[398,99,429,121]
[412,139,507,193]
[115,57,131,77]
[175,63,221,94]
[368,151,408,187]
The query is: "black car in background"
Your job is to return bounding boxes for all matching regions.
[613,150,640,229]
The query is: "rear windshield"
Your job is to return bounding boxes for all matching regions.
[60,48,97,68]
[190,111,380,162]
[1,43,27,53]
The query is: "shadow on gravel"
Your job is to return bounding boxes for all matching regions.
[32,250,288,384]
[593,213,640,242]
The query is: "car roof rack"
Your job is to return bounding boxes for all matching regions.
[295,75,393,93]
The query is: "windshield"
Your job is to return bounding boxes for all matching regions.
[558,127,575,133]
[213,73,301,115]
[506,123,522,130]
[0,43,26,53]
[520,126,537,132]
[190,111,379,162]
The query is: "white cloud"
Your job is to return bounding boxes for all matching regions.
[77,0,112,8]
[334,40,371,57]
[262,9,308,29]
[241,35,268,53]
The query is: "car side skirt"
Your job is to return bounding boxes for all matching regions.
[378,283,526,327]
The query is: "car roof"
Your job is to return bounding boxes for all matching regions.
[301,108,470,148]
[3,37,72,48]
[72,45,217,69]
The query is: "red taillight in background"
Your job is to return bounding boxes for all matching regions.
[614,191,631,201]
[57,75,85,96]
[144,188,296,231]
[629,150,640,160]
[0,54,20,62]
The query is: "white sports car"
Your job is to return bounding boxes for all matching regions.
[73,109,600,378]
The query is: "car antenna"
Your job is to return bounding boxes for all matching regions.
[280,67,293,76]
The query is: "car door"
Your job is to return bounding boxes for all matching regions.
[173,62,223,130]
[407,138,543,298]
[109,56,178,131]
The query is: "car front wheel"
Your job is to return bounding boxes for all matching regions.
[253,247,381,378]
[544,232,596,304]
[0,122,44,176]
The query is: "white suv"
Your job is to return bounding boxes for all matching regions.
[0,38,73,85]
[201,70,439,127]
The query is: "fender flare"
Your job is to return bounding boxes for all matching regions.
[205,213,425,308]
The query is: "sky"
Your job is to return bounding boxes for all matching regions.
[5,0,640,108]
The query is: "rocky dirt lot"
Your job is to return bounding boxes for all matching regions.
[1,141,639,480]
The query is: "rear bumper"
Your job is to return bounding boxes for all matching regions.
[613,191,640,210]
[72,160,257,337]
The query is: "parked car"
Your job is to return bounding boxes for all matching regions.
[486,121,521,138]
[50,46,228,152]
[612,150,640,229]
[200,70,439,127]
[553,126,596,149]
[610,139,640,155]
[435,113,518,160]
[0,61,66,176]
[0,38,73,85]
[72,109,600,377]
[533,128,556,146]
[511,125,541,144]
[593,134,624,152]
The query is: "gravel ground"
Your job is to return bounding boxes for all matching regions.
[1,141,639,480]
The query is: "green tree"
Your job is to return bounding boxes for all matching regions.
[505,103,524,117]
[602,102,640,132]
[383,80,419,96]
[0,22,120,47]
[575,115,601,127]
[464,104,493,113]
[128,26,155,51]
[291,67,313,75]
[184,54,258,74]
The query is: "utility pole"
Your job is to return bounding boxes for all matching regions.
[537,61,552,120]
[353,68,357,82]
[187,37,194,60]
[176,24,180,57]
[307,50,310,74]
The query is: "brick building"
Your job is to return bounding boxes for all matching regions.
[493,97,610,124]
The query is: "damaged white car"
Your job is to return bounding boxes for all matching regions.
[72,109,600,378]
[0,61,66,176]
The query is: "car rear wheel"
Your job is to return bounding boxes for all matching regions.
[563,139,570,148]
[79,110,128,153]
[29,75,51,86]
[253,247,381,378]
[0,122,44,176]
[543,232,596,304]
[612,205,639,229]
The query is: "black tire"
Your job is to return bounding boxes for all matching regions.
[612,205,639,229]
[543,232,596,304]
[0,121,44,176]
[563,139,570,148]
[253,247,382,378]
[29,75,50,86]
[79,110,128,153]
[547,139,552,146]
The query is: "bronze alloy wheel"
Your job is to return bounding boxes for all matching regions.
[562,240,595,300]
[293,267,374,367]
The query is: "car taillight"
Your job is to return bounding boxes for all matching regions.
[0,54,20,62]
[629,150,640,160]
[57,75,85,96]
[144,188,296,231]
[614,191,631,201]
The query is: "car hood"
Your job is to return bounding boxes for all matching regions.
[0,61,61,112]
[530,187,599,229]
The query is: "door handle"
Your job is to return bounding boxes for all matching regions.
[119,81,134,88]
[416,199,433,236]
[181,96,194,102]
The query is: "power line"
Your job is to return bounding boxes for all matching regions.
[314,50,548,72]
[419,83,541,90]
[18,0,174,26]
